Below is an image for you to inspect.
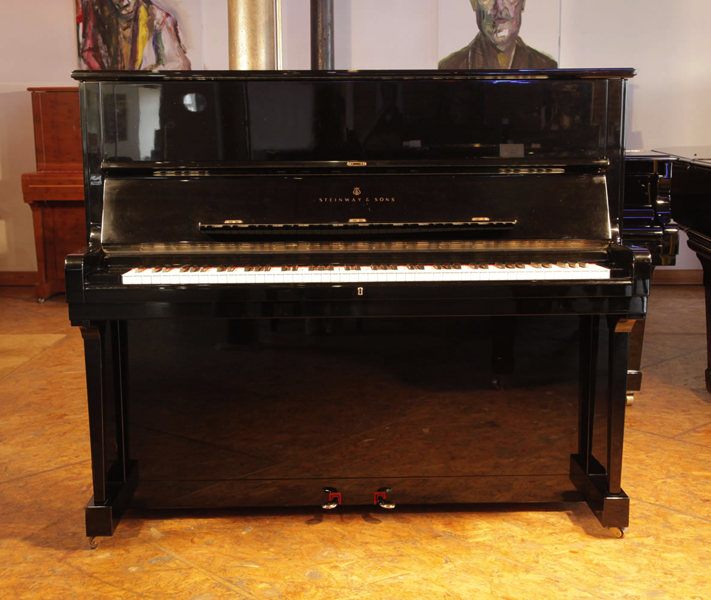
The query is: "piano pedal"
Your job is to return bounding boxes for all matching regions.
[321,487,341,509]
[374,487,396,509]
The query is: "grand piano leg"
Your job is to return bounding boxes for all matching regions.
[684,239,711,393]
[80,321,137,538]
[571,315,636,533]
[625,319,646,404]
[699,254,711,393]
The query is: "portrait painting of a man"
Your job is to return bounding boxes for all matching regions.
[78,0,192,70]
[439,0,557,69]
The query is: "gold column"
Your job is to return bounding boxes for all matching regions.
[227,0,282,70]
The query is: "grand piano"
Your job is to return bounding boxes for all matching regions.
[655,147,711,392]
[622,151,679,400]
[67,69,649,541]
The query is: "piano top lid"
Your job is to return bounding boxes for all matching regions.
[71,68,636,83]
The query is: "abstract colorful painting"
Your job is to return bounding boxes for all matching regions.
[76,0,202,70]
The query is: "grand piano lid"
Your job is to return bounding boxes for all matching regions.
[652,146,711,167]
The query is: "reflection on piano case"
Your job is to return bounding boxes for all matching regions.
[67,69,649,540]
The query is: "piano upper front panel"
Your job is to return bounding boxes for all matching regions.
[95,78,612,165]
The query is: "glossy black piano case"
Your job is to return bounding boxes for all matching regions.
[68,69,646,539]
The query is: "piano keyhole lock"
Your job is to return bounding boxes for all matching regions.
[357,287,364,296]
[321,487,395,510]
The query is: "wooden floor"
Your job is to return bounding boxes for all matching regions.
[1,285,710,599]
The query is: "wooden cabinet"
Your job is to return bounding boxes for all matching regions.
[22,87,85,301]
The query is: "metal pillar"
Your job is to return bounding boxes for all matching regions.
[310,0,334,70]
[228,0,282,70]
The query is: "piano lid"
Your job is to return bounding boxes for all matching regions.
[71,69,636,82]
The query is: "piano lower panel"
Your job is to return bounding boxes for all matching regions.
[119,315,606,510]
[132,476,580,509]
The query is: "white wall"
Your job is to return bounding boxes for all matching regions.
[559,0,707,268]
[0,1,78,272]
[0,0,706,274]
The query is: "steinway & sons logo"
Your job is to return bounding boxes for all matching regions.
[318,187,395,203]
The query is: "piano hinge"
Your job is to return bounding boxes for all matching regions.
[347,161,367,167]
[497,167,564,174]
[154,169,210,177]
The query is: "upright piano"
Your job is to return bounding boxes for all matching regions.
[21,87,85,301]
[67,69,649,540]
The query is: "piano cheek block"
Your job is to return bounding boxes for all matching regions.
[69,67,644,539]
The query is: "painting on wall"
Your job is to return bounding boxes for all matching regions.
[75,0,202,70]
[438,0,560,69]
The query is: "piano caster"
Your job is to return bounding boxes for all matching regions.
[610,527,626,539]
[88,536,100,549]
[37,297,46,304]
[321,487,342,510]
[374,487,396,509]
[626,393,635,406]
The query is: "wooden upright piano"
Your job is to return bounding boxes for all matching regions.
[22,87,85,301]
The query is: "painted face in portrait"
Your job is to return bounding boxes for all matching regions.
[471,0,525,52]
[112,0,139,17]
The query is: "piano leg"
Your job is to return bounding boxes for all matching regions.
[81,321,137,538]
[571,315,636,533]
[625,319,646,405]
[685,239,711,393]
[700,254,711,393]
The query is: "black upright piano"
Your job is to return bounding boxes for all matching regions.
[67,69,649,540]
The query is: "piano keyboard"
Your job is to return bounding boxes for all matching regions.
[122,262,610,285]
